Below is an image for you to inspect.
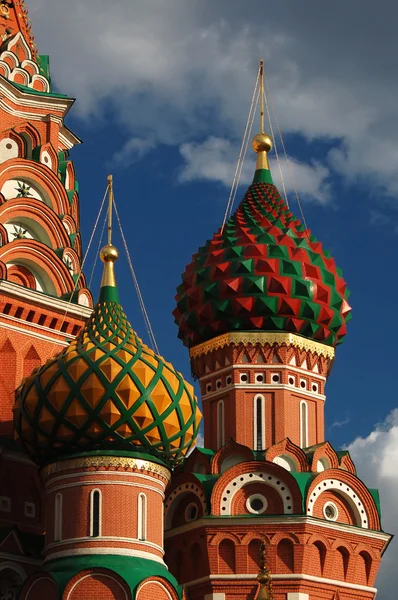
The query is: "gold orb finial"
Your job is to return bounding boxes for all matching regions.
[252,133,273,154]
[100,244,119,264]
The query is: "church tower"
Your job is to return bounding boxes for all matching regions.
[0,1,91,595]
[14,187,202,599]
[169,66,391,599]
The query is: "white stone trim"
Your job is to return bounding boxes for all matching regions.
[185,573,377,593]
[200,363,326,381]
[0,316,69,345]
[0,76,74,112]
[204,595,225,600]
[67,573,128,600]
[164,515,391,544]
[203,383,325,402]
[253,394,265,450]
[220,471,293,515]
[307,478,369,528]
[138,580,173,600]
[287,595,309,600]
[0,279,92,317]
[46,536,163,553]
[48,479,165,498]
[44,546,166,564]
[46,470,165,489]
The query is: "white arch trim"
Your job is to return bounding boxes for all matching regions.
[220,471,293,515]
[306,478,369,528]
[67,573,128,600]
[164,483,206,529]
[138,580,173,600]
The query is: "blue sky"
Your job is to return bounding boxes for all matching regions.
[29,0,398,595]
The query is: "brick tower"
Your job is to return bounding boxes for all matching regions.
[0,2,92,596]
[14,203,203,599]
[170,69,391,599]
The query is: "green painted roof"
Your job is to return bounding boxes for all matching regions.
[44,555,182,598]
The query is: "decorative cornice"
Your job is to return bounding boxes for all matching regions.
[190,332,335,360]
[42,455,171,481]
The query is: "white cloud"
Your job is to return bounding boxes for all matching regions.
[347,410,398,599]
[112,137,155,167]
[26,0,398,199]
[178,136,331,204]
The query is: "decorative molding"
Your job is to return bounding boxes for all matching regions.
[307,478,369,528]
[190,332,335,360]
[220,470,293,515]
[0,280,92,319]
[67,573,128,600]
[43,546,166,564]
[185,573,377,594]
[42,456,171,481]
[199,363,327,382]
[164,515,391,545]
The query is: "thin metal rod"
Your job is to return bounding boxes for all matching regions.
[260,59,265,133]
[107,174,113,245]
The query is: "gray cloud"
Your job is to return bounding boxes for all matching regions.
[26,0,398,197]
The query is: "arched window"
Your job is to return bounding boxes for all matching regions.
[314,541,327,576]
[336,546,350,580]
[277,539,294,573]
[217,400,225,448]
[253,394,265,451]
[54,493,62,542]
[219,539,235,573]
[138,493,147,541]
[90,489,102,537]
[300,400,308,448]
[358,551,372,584]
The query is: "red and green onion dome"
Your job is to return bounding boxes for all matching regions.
[14,244,202,467]
[174,133,351,348]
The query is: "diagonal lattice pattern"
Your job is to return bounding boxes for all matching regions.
[174,181,351,348]
[14,299,202,466]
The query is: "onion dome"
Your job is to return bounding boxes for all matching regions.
[14,239,202,466]
[174,133,351,348]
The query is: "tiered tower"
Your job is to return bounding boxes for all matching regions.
[0,2,92,594]
[14,202,202,599]
[169,70,391,599]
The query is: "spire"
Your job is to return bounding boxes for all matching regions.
[99,175,119,303]
[252,59,273,185]
[0,1,37,58]
[255,540,273,600]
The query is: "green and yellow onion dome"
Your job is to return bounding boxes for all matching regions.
[14,244,202,467]
[174,133,351,348]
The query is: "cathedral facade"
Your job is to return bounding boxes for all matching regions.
[0,2,391,600]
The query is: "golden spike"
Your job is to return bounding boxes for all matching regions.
[100,175,119,288]
[107,174,113,246]
[255,539,273,600]
[260,59,265,134]
[252,60,273,172]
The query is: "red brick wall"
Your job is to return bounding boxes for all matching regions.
[66,574,129,600]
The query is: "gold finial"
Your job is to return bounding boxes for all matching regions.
[255,540,273,600]
[100,175,118,288]
[252,59,273,172]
